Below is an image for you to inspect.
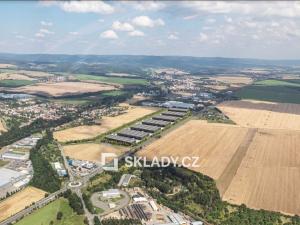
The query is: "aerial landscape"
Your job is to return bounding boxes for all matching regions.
[0,1,300,225]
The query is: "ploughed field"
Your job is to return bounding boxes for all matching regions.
[0,187,46,222]
[4,81,117,97]
[54,105,157,142]
[218,100,300,130]
[138,100,300,216]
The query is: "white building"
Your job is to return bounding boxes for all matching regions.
[149,200,158,211]
[191,222,204,225]
[1,152,29,161]
[102,189,121,198]
[162,101,194,109]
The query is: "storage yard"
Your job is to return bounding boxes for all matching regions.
[63,143,128,163]
[0,186,46,222]
[218,100,300,130]
[54,104,158,142]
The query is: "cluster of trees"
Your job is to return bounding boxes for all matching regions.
[0,116,73,148]
[29,130,61,193]
[63,190,84,215]
[141,166,300,225]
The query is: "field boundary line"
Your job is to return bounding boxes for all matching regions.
[217,128,257,196]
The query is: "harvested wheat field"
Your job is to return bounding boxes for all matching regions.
[63,143,128,163]
[0,186,46,222]
[16,70,53,78]
[9,81,116,97]
[138,120,249,180]
[211,76,253,85]
[218,100,300,130]
[0,119,6,133]
[0,64,16,69]
[54,105,157,142]
[0,73,35,81]
[223,129,300,215]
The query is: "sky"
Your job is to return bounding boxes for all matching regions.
[1,1,300,59]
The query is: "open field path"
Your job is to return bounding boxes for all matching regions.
[217,128,257,196]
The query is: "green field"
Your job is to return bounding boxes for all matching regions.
[0,79,35,87]
[15,198,85,225]
[255,79,300,87]
[0,160,8,167]
[101,90,127,96]
[235,79,300,104]
[75,74,148,85]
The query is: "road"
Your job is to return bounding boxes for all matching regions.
[0,187,67,225]
[0,115,192,225]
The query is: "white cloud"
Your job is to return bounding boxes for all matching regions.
[39,28,54,34]
[100,30,118,39]
[199,33,208,42]
[205,18,216,24]
[132,16,165,28]
[35,32,45,38]
[183,1,300,18]
[40,21,53,26]
[133,1,165,11]
[35,28,54,38]
[15,35,25,39]
[69,31,79,35]
[128,30,145,37]
[225,16,233,23]
[59,1,114,14]
[183,14,198,20]
[112,21,134,31]
[168,34,179,40]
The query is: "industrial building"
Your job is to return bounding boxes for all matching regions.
[118,174,133,187]
[168,213,187,224]
[1,152,29,161]
[168,107,189,113]
[117,128,149,140]
[142,119,170,127]
[106,134,137,145]
[0,168,28,189]
[152,115,178,122]
[162,111,186,117]
[162,101,194,109]
[149,200,158,211]
[131,124,161,133]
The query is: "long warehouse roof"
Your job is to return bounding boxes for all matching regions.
[131,124,161,132]
[106,134,137,144]
[162,111,186,117]
[118,129,149,139]
[142,119,170,127]
[152,115,178,121]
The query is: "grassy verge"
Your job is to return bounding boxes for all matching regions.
[235,79,300,104]
[75,74,148,85]
[15,198,85,225]
[0,79,35,87]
